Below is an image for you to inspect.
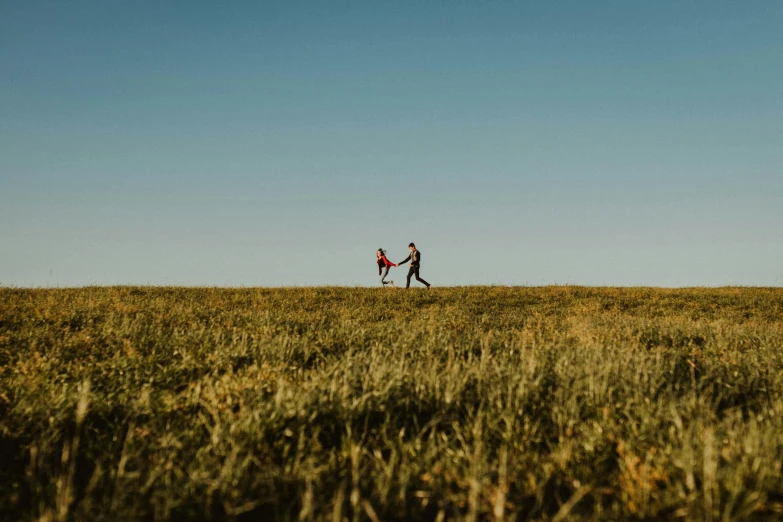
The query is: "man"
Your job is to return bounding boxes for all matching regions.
[398,242,431,289]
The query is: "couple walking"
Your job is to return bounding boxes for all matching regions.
[376,242,431,289]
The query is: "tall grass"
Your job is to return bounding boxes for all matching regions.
[1,286,782,520]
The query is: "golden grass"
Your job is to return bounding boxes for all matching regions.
[1,286,782,521]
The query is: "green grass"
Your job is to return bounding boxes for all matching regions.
[1,286,783,521]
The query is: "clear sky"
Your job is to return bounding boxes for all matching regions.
[1,1,782,287]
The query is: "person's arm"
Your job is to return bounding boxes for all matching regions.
[382,256,397,267]
[399,254,411,265]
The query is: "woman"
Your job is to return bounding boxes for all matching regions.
[376,248,397,287]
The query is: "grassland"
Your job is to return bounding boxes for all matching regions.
[1,286,782,521]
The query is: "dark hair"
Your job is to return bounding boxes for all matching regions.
[378,248,385,255]
[408,242,415,248]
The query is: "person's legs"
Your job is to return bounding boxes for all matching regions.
[414,267,430,287]
[406,266,415,288]
[380,267,391,286]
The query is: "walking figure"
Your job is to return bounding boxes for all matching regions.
[399,242,431,289]
[376,249,397,287]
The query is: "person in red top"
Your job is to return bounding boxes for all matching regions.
[376,248,397,287]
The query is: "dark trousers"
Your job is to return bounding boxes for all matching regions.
[406,266,430,288]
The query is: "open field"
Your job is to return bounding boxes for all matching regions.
[1,286,783,521]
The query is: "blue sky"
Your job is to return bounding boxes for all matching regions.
[1,1,782,287]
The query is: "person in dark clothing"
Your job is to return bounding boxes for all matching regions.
[376,248,397,287]
[398,242,431,289]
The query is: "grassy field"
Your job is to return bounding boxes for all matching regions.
[1,286,782,521]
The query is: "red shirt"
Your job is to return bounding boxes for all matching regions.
[377,255,396,273]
